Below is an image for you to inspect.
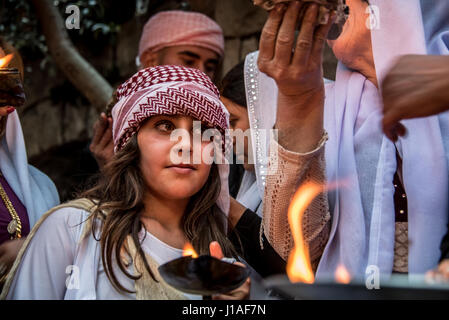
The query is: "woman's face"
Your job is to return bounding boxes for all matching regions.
[221,96,254,172]
[327,0,372,68]
[137,115,214,201]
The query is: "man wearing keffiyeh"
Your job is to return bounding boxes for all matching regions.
[137,10,224,81]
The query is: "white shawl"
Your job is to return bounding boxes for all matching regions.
[247,0,449,278]
[0,111,59,227]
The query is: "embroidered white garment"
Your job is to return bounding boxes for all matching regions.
[243,54,278,202]
[236,53,279,218]
[0,111,59,227]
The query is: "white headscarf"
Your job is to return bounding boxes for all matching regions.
[247,0,449,278]
[316,0,449,278]
[0,112,59,227]
[236,57,279,217]
[420,0,449,55]
[236,170,262,216]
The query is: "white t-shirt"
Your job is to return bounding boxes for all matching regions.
[6,207,201,300]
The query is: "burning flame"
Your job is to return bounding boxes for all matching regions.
[182,242,198,258]
[286,182,325,284]
[335,264,351,284]
[0,54,13,68]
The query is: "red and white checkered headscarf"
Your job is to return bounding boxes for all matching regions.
[111,65,230,216]
[138,10,224,61]
[113,65,229,151]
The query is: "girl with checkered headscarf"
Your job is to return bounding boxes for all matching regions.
[2,65,251,300]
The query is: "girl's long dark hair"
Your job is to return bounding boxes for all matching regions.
[81,135,237,294]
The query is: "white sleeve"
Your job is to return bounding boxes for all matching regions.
[6,207,87,300]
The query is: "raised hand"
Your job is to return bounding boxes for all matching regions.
[258,1,335,153]
[90,112,114,169]
[258,2,334,97]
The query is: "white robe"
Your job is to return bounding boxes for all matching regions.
[243,0,449,277]
[6,207,201,300]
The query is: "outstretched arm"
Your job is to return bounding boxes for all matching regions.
[256,2,334,270]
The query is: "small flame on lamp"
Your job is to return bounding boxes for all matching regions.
[286,182,325,284]
[182,242,198,258]
[335,264,351,284]
[0,54,13,68]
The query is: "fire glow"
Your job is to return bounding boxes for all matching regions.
[335,264,352,284]
[0,54,13,68]
[286,182,325,284]
[182,242,198,258]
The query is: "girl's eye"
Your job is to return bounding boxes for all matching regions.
[155,120,175,132]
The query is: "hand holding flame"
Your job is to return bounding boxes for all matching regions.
[182,241,251,300]
[0,53,25,110]
[209,241,250,300]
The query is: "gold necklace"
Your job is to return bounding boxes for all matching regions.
[0,174,22,239]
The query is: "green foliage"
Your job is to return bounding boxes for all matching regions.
[0,0,45,58]
[0,0,136,64]
[0,0,137,105]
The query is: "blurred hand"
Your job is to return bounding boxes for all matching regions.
[425,259,449,284]
[0,238,25,277]
[382,55,449,141]
[209,241,250,300]
[90,112,114,169]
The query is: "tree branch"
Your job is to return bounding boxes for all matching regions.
[31,0,113,112]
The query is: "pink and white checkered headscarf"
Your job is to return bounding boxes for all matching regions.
[112,65,229,151]
[138,10,224,61]
[111,65,230,216]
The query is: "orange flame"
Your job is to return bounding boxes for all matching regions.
[182,242,198,258]
[335,264,351,284]
[0,54,13,68]
[286,182,325,284]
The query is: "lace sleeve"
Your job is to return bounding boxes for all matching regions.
[261,133,331,271]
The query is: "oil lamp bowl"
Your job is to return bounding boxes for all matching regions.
[158,255,250,296]
[264,274,449,300]
[0,68,25,107]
